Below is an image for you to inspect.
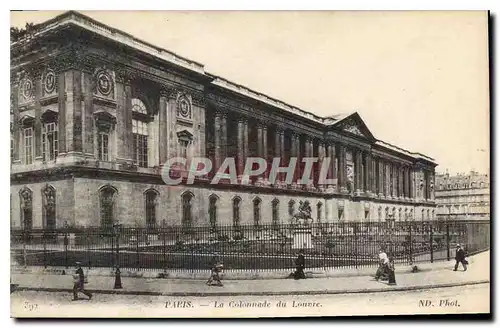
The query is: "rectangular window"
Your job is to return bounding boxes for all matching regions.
[133,119,148,167]
[23,127,33,164]
[98,132,109,161]
[42,122,58,161]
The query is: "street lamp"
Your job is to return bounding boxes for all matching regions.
[113,221,122,289]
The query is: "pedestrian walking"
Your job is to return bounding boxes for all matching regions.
[375,249,389,281]
[294,249,306,280]
[206,255,223,286]
[453,244,468,271]
[72,261,92,301]
[387,256,397,285]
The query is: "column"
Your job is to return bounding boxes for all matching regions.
[291,132,299,185]
[409,167,415,200]
[262,125,268,182]
[237,118,245,176]
[386,162,391,197]
[365,152,372,194]
[318,142,325,188]
[400,166,404,199]
[34,76,43,160]
[327,143,335,190]
[214,111,222,172]
[354,149,362,195]
[243,119,249,160]
[116,73,132,162]
[378,158,384,197]
[221,113,228,162]
[11,80,20,162]
[159,91,168,166]
[338,144,347,193]
[257,123,264,183]
[275,126,284,184]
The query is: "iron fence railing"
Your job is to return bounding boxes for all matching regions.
[10,220,490,272]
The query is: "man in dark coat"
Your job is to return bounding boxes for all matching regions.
[294,249,306,280]
[72,261,92,301]
[454,244,468,271]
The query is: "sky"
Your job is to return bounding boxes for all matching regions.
[10,10,490,175]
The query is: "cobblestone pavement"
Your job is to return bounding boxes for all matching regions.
[11,250,489,296]
[11,283,490,317]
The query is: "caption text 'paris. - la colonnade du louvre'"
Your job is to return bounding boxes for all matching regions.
[10,11,437,230]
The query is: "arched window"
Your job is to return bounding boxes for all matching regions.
[398,208,402,221]
[145,189,158,229]
[42,185,56,230]
[288,200,295,218]
[209,194,218,230]
[253,197,261,228]
[132,98,149,168]
[99,185,117,229]
[317,202,323,223]
[378,206,382,222]
[421,209,425,220]
[233,197,241,229]
[272,199,280,228]
[19,187,33,231]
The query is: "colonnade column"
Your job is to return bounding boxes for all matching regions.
[291,132,300,186]
[262,125,268,182]
[338,144,347,193]
[237,117,245,177]
[221,113,228,162]
[378,158,384,197]
[365,152,372,195]
[327,143,336,191]
[275,127,285,184]
[214,111,222,172]
[317,142,325,189]
[354,149,362,196]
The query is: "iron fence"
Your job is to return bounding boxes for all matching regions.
[10,220,490,272]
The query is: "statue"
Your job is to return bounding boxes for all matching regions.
[291,201,313,226]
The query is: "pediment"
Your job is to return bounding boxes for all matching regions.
[331,112,375,141]
[177,129,194,141]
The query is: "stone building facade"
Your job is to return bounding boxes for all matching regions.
[10,11,437,230]
[435,171,490,221]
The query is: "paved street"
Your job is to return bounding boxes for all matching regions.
[11,283,490,317]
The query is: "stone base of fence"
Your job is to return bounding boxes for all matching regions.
[11,258,457,280]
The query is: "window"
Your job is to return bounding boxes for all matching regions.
[42,185,56,230]
[132,98,149,168]
[253,198,261,228]
[272,199,279,228]
[181,192,194,231]
[145,189,158,230]
[209,195,218,230]
[133,120,148,167]
[317,202,323,223]
[232,197,241,229]
[98,131,109,161]
[42,122,58,161]
[19,188,33,231]
[23,127,33,164]
[99,186,117,229]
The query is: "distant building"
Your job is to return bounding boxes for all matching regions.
[435,171,490,221]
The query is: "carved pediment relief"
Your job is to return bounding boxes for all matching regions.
[177,129,194,143]
[338,117,366,137]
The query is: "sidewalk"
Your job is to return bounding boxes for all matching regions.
[11,251,489,296]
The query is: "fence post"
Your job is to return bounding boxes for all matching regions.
[408,223,413,266]
[162,227,166,272]
[136,229,140,269]
[430,224,434,263]
[23,230,27,268]
[43,232,47,269]
[446,222,450,261]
